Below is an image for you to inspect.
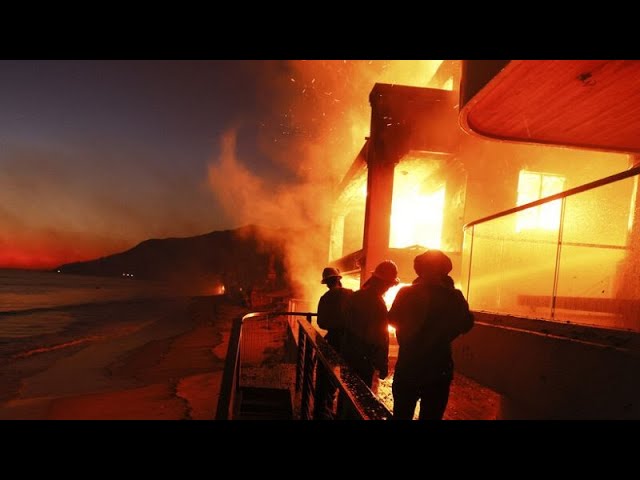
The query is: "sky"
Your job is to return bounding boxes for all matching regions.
[0,60,441,269]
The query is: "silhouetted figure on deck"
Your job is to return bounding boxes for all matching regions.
[313,267,353,420]
[388,250,474,420]
[341,260,399,388]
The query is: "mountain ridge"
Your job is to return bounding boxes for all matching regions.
[54,224,290,291]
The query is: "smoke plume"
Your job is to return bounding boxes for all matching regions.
[208,60,443,302]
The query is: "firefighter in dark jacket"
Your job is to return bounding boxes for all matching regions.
[388,250,474,420]
[314,267,353,419]
[341,260,399,388]
[317,267,353,351]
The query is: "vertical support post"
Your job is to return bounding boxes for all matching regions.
[466,225,475,301]
[300,339,316,420]
[295,322,305,393]
[551,197,566,320]
[361,159,396,283]
[362,84,405,286]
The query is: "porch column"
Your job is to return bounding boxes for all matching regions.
[361,158,396,284]
[361,85,403,285]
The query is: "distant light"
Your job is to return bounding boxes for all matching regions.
[57,270,61,273]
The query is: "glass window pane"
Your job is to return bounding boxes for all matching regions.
[557,177,637,330]
[469,215,557,318]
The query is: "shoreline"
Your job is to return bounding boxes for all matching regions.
[0,296,243,420]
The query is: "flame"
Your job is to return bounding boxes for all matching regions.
[390,158,446,249]
[384,282,411,337]
[390,187,445,249]
[341,275,408,310]
[340,275,361,293]
[342,274,406,336]
[383,282,410,310]
[209,61,446,304]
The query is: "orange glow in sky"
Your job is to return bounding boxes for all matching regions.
[2,60,447,270]
[0,234,130,269]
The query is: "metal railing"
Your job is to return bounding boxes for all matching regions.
[462,165,640,332]
[216,310,392,420]
[215,315,243,421]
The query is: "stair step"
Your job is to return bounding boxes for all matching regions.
[238,387,293,420]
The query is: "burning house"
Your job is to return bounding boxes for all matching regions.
[220,60,640,420]
[326,60,640,419]
[330,75,464,299]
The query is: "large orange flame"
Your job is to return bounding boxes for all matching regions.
[208,61,446,305]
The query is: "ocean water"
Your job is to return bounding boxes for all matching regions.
[0,269,177,341]
[0,270,208,410]
[0,269,176,312]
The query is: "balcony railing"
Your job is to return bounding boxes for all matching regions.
[462,165,640,332]
[216,311,392,420]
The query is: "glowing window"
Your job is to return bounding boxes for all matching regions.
[390,159,446,250]
[390,186,445,249]
[516,171,565,232]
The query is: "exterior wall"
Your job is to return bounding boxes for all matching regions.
[453,311,640,419]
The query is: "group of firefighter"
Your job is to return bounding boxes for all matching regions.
[315,249,474,420]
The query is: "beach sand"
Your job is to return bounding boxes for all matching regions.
[0,295,498,420]
[0,296,245,420]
